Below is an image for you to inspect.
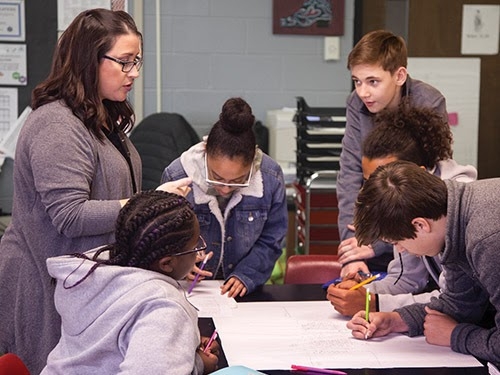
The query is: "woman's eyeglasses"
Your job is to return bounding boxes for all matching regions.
[103,55,144,73]
[204,154,253,188]
[171,236,207,257]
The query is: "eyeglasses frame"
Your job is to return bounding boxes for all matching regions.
[204,153,253,188]
[103,55,143,73]
[170,235,207,257]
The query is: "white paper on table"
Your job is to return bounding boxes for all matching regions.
[213,300,483,370]
[180,280,237,318]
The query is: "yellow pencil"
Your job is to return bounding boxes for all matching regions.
[365,288,370,322]
[349,273,381,290]
[365,288,371,339]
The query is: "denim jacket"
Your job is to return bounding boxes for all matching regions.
[161,141,287,293]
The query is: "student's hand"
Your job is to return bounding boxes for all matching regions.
[423,306,456,347]
[336,271,365,286]
[347,311,407,340]
[185,251,214,281]
[340,260,371,278]
[156,177,192,197]
[197,343,219,375]
[327,285,376,316]
[338,236,375,263]
[338,224,375,264]
[329,274,358,291]
[220,276,247,298]
[200,335,221,356]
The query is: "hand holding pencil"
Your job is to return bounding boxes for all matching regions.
[347,309,405,341]
[199,332,220,373]
[349,273,381,290]
[326,276,377,317]
[203,330,219,354]
[184,251,214,295]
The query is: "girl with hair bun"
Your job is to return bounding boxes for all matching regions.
[162,97,288,297]
[43,190,220,375]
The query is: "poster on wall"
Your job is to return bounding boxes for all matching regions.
[0,0,25,41]
[461,4,499,55]
[0,43,27,85]
[273,0,344,36]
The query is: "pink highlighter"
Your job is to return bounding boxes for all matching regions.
[188,253,209,294]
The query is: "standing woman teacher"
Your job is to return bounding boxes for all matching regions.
[0,9,188,374]
[162,97,288,298]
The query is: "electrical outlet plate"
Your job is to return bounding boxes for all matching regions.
[324,36,340,60]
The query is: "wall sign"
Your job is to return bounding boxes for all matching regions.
[461,4,499,55]
[273,0,344,36]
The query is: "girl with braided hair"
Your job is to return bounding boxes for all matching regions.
[42,191,220,375]
[162,97,288,298]
[327,105,477,317]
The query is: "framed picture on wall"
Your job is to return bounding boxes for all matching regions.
[273,0,344,36]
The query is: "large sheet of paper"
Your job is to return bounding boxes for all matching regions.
[212,300,482,370]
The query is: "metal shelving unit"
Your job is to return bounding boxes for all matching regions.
[293,97,346,255]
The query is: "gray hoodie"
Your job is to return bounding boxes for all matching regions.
[41,250,204,375]
[371,159,478,311]
[395,178,500,366]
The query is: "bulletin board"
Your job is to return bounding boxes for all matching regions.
[407,57,480,168]
[15,0,57,115]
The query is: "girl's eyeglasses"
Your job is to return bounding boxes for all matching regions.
[171,236,207,257]
[204,154,253,188]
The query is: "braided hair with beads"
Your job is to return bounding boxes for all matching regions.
[65,190,197,288]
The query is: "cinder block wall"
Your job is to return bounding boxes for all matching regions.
[141,0,354,137]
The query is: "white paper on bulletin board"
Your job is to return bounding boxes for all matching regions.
[57,0,111,31]
[0,87,17,143]
[408,57,480,168]
[0,43,27,85]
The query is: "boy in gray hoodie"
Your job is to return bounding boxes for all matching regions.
[347,161,500,367]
